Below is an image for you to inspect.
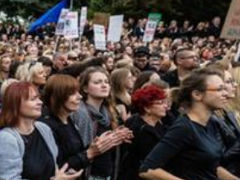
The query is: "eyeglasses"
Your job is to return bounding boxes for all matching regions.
[152,99,169,105]
[205,86,227,92]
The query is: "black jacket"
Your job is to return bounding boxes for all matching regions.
[118,114,169,180]
[212,111,240,176]
[39,112,90,171]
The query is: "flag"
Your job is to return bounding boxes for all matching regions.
[29,0,69,32]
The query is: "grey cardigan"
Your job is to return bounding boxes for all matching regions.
[0,121,58,180]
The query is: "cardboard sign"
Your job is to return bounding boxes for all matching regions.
[94,24,106,50]
[64,11,79,39]
[220,0,240,39]
[143,13,162,42]
[93,12,110,27]
[79,7,87,36]
[107,15,124,42]
[55,9,69,35]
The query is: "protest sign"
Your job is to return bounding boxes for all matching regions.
[143,13,162,42]
[220,0,240,39]
[55,8,69,35]
[94,24,106,51]
[79,7,87,36]
[64,11,79,39]
[107,15,124,42]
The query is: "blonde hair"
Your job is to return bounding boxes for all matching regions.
[111,68,132,105]
[0,78,19,97]
[15,61,44,83]
[227,66,240,124]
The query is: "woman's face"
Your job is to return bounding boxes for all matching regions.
[64,91,82,112]
[85,72,111,99]
[20,88,42,120]
[43,65,52,77]
[201,75,228,110]
[105,57,114,71]
[33,66,47,86]
[1,56,12,72]
[224,71,237,99]
[146,99,168,119]
[125,72,134,90]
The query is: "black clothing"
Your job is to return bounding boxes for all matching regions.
[76,102,115,178]
[90,121,113,177]
[119,114,169,180]
[208,24,221,37]
[162,69,180,87]
[115,97,131,115]
[213,111,240,176]
[21,129,55,180]
[140,115,223,180]
[133,26,144,38]
[40,113,90,170]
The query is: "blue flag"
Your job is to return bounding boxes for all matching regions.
[29,0,69,32]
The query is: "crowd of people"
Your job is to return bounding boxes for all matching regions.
[0,14,240,180]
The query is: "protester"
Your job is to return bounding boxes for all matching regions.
[162,47,200,87]
[0,8,240,180]
[15,61,47,92]
[119,85,169,180]
[111,68,134,122]
[41,74,121,173]
[139,68,240,180]
[71,67,133,180]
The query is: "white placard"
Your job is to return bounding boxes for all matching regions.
[143,20,157,42]
[79,7,87,36]
[55,9,69,35]
[94,24,106,50]
[107,15,123,42]
[220,0,240,39]
[64,11,79,39]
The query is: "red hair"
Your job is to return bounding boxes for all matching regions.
[0,82,37,127]
[131,85,166,114]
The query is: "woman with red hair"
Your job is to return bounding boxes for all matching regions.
[0,82,82,180]
[119,85,169,180]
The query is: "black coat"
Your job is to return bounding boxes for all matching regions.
[39,112,90,171]
[118,114,169,180]
[212,111,240,176]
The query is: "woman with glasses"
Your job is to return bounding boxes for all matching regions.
[119,85,169,180]
[207,62,240,176]
[139,68,240,180]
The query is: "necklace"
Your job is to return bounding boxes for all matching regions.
[16,125,35,135]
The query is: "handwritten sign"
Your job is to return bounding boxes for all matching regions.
[220,0,240,39]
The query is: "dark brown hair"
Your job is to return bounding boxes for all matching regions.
[172,67,223,108]
[79,67,118,128]
[43,74,79,116]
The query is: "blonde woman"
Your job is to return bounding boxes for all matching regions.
[15,61,47,90]
[111,68,134,122]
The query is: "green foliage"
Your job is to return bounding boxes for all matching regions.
[0,0,232,23]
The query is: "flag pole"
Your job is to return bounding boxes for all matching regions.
[70,0,73,10]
